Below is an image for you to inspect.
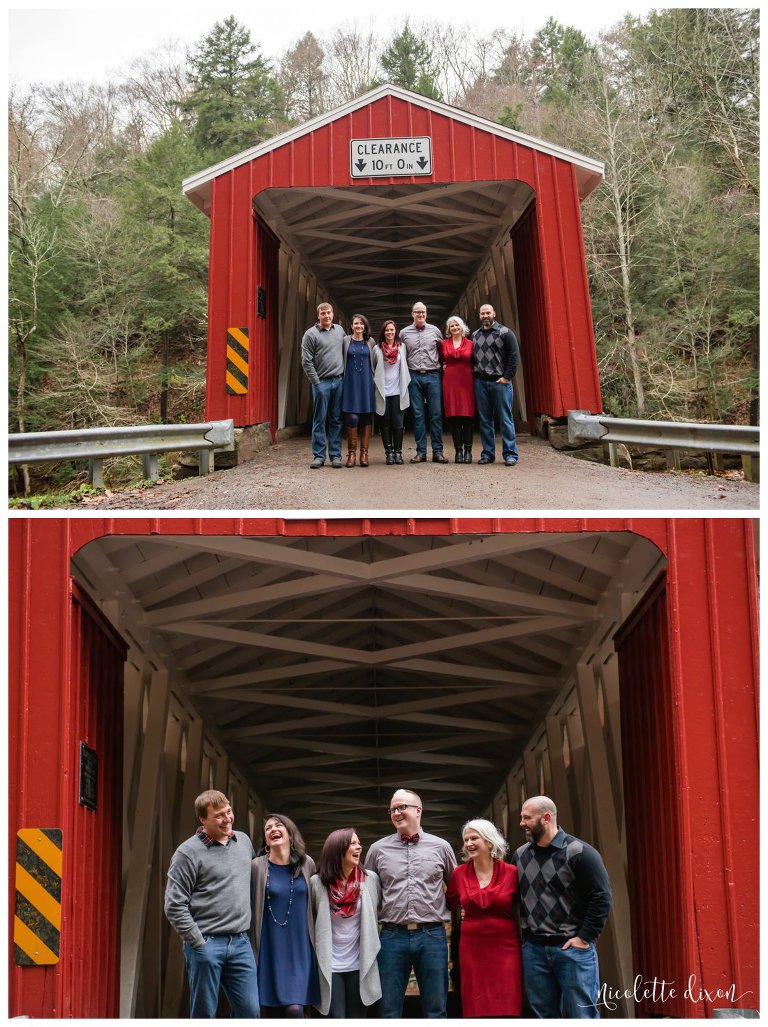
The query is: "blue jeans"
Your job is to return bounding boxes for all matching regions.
[521,941,600,1018]
[311,376,344,461]
[183,933,260,1018]
[408,372,444,455]
[474,379,518,462]
[377,925,448,1018]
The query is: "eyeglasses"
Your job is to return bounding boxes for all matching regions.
[388,804,418,815]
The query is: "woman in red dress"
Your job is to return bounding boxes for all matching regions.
[440,316,476,463]
[446,818,522,1017]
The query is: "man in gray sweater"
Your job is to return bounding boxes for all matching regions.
[301,301,345,468]
[164,789,259,1018]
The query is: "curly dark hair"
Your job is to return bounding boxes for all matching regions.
[350,314,371,339]
[262,813,308,878]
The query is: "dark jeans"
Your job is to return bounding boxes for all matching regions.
[327,970,367,1018]
[521,941,600,1018]
[183,932,259,1018]
[311,376,344,461]
[473,378,518,461]
[377,925,448,1018]
[407,372,444,455]
[381,394,405,432]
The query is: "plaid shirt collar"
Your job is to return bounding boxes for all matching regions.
[196,825,237,847]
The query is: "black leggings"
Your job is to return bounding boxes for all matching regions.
[381,394,405,432]
[327,970,366,1018]
[448,416,474,447]
[344,413,372,429]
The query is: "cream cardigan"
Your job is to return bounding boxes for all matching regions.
[310,871,382,1015]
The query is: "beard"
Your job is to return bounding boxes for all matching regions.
[525,818,546,842]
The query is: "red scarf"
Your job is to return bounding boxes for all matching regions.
[328,865,365,917]
[381,340,400,364]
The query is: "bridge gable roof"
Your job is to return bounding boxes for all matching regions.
[183,84,604,212]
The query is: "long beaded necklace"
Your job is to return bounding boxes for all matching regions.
[265,860,294,927]
[351,338,366,374]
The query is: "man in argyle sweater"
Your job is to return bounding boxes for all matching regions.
[512,796,612,1018]
[471,303,521,466]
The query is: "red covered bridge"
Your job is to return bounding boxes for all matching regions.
[182,85,605,437]
[8,517,759,1017]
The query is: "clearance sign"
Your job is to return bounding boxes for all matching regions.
[350,136,433,178]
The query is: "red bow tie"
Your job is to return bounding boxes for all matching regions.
[400,833,420,845]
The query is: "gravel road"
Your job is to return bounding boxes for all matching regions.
[75,434,758,511]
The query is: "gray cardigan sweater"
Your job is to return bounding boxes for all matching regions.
[310,871,382,1015]
[250,854,316,962]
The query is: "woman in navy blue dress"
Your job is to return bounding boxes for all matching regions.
[251,814,320,1017]
[342,314,379,466]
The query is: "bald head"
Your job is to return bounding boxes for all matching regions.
[520,795,558,845]
[522,795,557,820]
[389,787,423,836]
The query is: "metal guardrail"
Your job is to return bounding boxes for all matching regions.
[9,419,235,487]
[569,411,759,454]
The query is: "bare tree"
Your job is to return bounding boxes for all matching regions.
[324,22,382,105]
[429,22,514,105]
[279,32,329,121]
[120,40,191,144]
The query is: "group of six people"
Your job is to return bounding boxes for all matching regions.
[165,787,612,1019]
[300,301,522,468]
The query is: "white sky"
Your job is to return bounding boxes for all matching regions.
[8,2,655,87]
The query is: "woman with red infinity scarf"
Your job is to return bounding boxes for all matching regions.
[311,828,382,1017]
[374,320,411,465]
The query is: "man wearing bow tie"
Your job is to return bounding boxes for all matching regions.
[364,788,457,1017]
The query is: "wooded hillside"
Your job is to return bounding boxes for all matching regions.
[9,10,759,494]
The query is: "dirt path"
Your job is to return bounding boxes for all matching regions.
[74,434,758,511]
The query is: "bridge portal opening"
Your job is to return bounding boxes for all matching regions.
[256,179,534,432]
[69,527,669,1017]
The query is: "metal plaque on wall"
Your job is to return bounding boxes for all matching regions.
[79,742,98,811]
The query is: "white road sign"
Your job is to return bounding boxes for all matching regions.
[350,137,433,178]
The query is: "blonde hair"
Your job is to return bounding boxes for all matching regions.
[461,818,508,861]
[445,315,469,336]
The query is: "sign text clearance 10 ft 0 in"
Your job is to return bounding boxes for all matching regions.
[350,137,433,178]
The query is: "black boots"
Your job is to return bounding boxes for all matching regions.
[393,428,404,464]
[381,427,395,465]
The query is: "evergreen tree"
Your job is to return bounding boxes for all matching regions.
[116,122,210,421]
[380,22,443,100]
[530,18,594,105]
[184,16,282,159]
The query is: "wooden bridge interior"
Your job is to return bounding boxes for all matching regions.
[72,529,665,1017]
[256,180,533,330]
[258,181,533,429]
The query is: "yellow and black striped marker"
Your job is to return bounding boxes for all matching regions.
[226,327,250,395]
[14,828,62,965]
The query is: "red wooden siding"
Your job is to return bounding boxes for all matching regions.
[9,522,125,1017]
[64,584,125,1017]
[8,517,758,1017]
[512,203,553,429]
[617,581,689,1017]
[201,93,603,427]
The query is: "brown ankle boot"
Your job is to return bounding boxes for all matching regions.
[345,426,359,467]
[359,423,372,466]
